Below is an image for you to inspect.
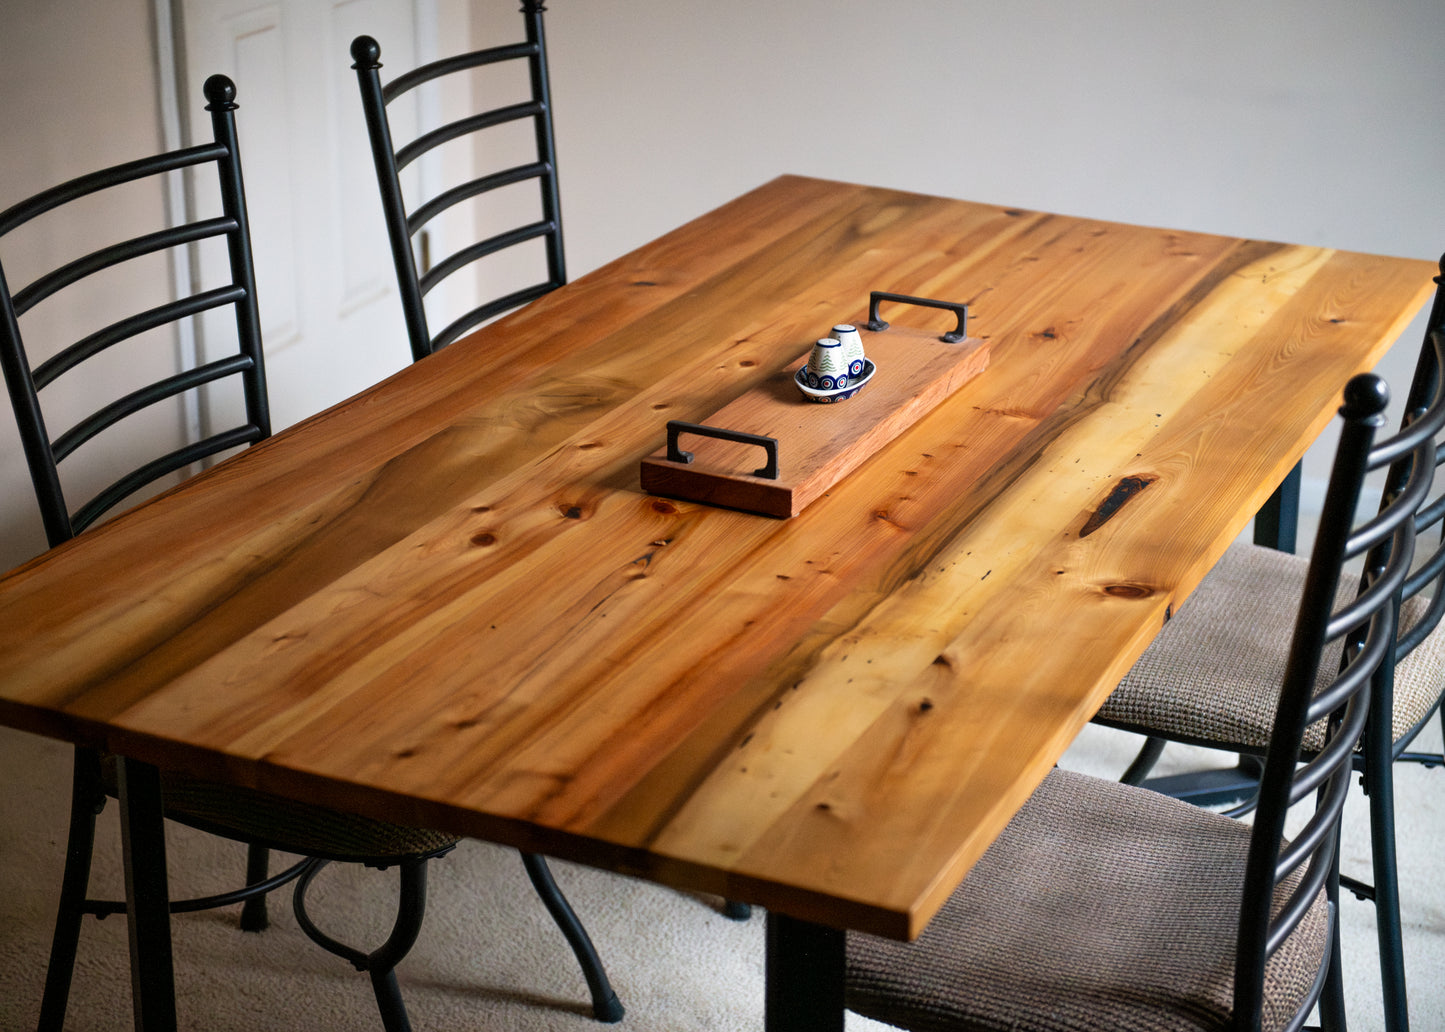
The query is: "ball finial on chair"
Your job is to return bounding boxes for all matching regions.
[351,35,382,67]
[203,74,237,110]
[1341,372,1391,422]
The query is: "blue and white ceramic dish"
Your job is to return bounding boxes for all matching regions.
[794,359,876,403]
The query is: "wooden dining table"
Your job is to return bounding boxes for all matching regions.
[0,175,1436,1031]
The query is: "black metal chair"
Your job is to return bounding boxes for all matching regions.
[0,74,587,1032]
[847,353,1445,1032]
[1095,263,1445,1032]
[346,14,644,1020]
[350,0,565,362]
[352,11,759,926]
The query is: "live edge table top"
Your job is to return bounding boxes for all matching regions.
[0,176,1434,942]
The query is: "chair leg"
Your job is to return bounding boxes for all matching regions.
[520,852,624,1022]
[1365,744,1410,1032]
[1319,923,1348,1032]
[293,857,429,1032]
[1120,736,1167,786]
[240,843,271,931]
[368,861,429,1032]
[37,748,106,1032]
[371,966,414,1032]
[1319,854,1348,1032]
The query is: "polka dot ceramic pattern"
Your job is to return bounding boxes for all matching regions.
[794,359,876,403]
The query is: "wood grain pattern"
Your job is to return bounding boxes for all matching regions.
[639,325,990,516]
[0,176,1434,941]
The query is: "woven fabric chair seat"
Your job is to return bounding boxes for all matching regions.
[102,756,457,862]
[1097,542,1445,752]
[846,768,1328,1032]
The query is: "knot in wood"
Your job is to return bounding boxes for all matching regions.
[1080,473,1159,537]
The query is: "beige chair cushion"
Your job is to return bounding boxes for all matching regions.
[1097,542,1445,752]
[846,768,1328,1032]
[102,756,458,862]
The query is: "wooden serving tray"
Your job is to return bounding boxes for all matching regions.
[641,323,991,517]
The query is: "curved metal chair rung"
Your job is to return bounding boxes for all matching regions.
[429,282,555,353]
[52,353,258,462]
[0,143,229,237]
[382,41,537,103]
[77,855,317,920]
[12,217,239,318]
[419,220,555,295]
[395,101,544,172]
[68,424,263,534]
[34,283,246,389]
[408,163,552,240]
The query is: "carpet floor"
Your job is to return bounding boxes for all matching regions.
[1,720,1440,1031]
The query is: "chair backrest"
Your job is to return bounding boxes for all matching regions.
[1374,257,1445,731]
[1233,330,1445,1028]
[0,74,268,550]
[351,0,565,362]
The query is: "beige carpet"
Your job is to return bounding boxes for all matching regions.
[1,721,1441,1031]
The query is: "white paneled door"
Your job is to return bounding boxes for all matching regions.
[176,0,422,431]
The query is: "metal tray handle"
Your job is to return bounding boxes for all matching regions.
[666,420,779,480]
[865,291,969,343]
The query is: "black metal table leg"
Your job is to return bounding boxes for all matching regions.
[1138,463,1303,807]
[722,899,753,921]
[116,757,177,1032]
[765,912,845,1032]
[1253,460,1302,553]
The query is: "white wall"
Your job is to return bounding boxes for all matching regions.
[545,1,1443,274]
[2,0,1442,571]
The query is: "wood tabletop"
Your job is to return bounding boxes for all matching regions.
[0,176,1434,941]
